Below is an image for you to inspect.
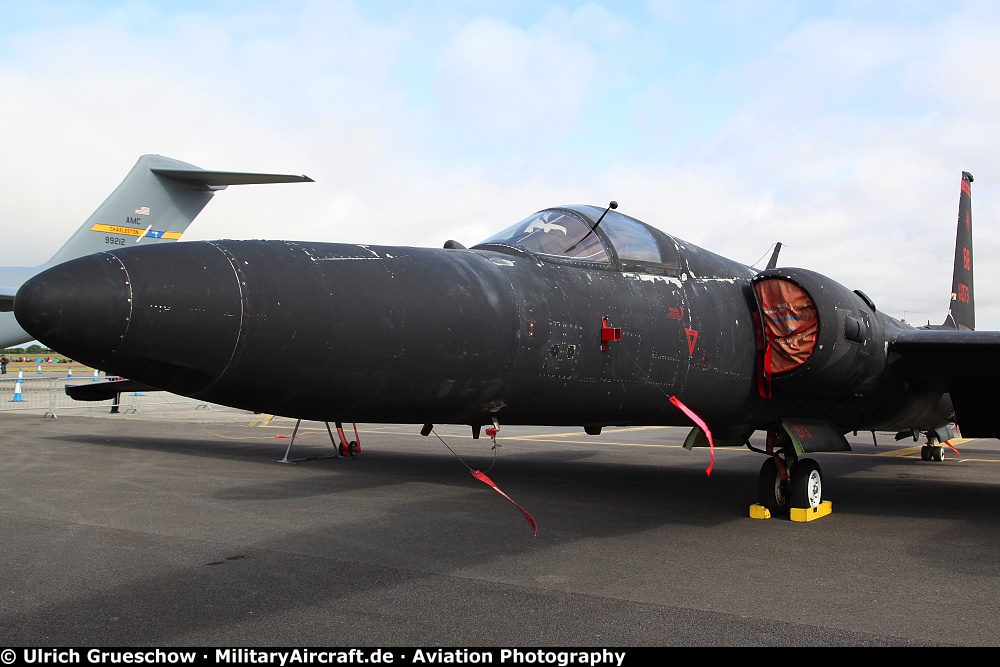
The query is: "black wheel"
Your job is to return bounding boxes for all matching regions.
[349,441,361,457]
[757,459,789,514]
[931,445,945,462]
[339,442,350,457]
[920,446,931,461]
[790,458,822,509]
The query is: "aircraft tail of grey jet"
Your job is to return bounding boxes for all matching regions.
[46,154,313,266]
[0,154,312,347]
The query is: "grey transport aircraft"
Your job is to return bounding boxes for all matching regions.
[13,171,999,515]
[0,154,313,347]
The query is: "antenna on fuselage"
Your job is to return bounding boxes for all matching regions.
[765,242,783,269]
[566,200,617,253]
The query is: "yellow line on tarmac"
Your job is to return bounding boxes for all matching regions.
[248,419,674,440]
[240,420,1000,461]
[515,426,670,440]
[876,445,922,457]
[247,414,275,427]
[248,418,413,435]
[245,419,682,449]
[874,437,979,457]
[497,436,680,449]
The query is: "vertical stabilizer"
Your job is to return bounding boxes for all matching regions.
[944,171,975,330]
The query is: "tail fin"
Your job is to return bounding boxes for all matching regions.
[943,171,975,330]
[47,154,313,266]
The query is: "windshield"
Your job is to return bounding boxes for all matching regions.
[599,211,662,264]
[476,209,609,262]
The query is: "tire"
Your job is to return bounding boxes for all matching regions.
[757,459,789,514]
[349,441,361,457]
[931,445,945,462]
[790,458,822,509]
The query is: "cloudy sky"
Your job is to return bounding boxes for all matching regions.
[2,0,1000,327]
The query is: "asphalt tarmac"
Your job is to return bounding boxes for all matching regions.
[2,402,1000,647]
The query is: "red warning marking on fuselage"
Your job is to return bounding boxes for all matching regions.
[792,424,813,439]
[667,306,685,321]
[685,328,698,356]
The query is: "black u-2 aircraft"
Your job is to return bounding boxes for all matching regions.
[13,171,1000,515]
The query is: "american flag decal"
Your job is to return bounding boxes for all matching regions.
[134,205,151,216]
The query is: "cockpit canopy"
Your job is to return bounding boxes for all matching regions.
[474,205,678,271]
[476,209,609,261]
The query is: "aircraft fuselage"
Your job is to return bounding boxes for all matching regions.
[12,236,952,438]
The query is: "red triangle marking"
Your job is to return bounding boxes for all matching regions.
[685,328,698,356]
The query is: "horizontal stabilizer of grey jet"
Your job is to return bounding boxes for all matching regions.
[150,168,314,188]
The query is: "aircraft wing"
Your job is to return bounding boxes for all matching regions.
[0,286,16,312]
[65,379,162,401]
[891,329,1000,381]
[891,328,1000,436]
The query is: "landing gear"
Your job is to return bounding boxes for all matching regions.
[336,422,362,458]
[790,458,822,509]
[919,429,948,462]
[911,426,953,462]
[920,445,945,462]
[754,427,824,515]
[757,456,823,513]
[274,420,362,464]
[757,458,789,514]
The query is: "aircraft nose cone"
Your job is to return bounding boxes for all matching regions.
[14,242,244,396]
[15,253,131,366]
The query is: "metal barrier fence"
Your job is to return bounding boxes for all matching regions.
[0,374,213,418]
